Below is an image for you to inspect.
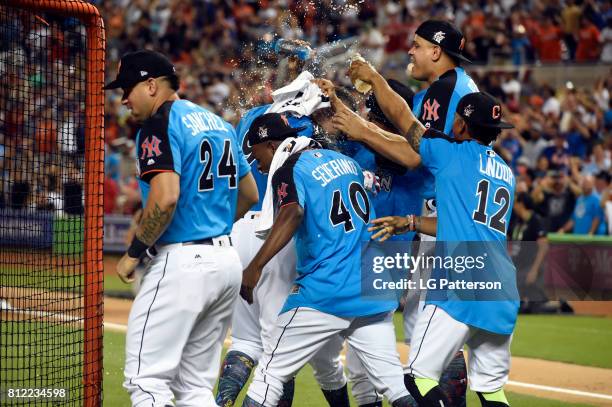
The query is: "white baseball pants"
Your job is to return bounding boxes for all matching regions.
[124,239,241,407]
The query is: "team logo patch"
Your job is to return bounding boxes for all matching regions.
[290,284,300,294]
[463,104,475,117]
[486,150,496,157]
[140,135,162,159]
[140,70,148,76]
[277,182,288,201]
[258,126,269,139]
[433,31,446,43]
[421,98,440,122]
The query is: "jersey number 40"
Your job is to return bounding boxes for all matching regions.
[472,179,511,235]
[329,182,371,232]
[198,139,237,191]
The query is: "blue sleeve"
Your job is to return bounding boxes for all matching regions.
[419,129,457,175]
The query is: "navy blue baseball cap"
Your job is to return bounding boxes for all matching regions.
[415,20,470,63]
[246,113,306,146]
[104,50,177,90]
[457,92,514,129]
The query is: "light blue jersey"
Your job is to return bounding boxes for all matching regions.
[136,100,250,243]
[338,140,431,241]
[420,129,519,335]
[235,104,314,211]
[271,148,397,317]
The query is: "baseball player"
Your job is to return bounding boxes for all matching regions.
[238,113,417,407]
[335,91,518,407]
[349,20,479,405]
[310,79,426,407]
[217,110,349,407]
[108,50,258,407]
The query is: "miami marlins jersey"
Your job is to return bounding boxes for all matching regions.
[420,129,519,335]
[412,67,478,136]
[337,140,432,241]
[235,104,314,211]
[136,99,250,243]
[271,148,398,317]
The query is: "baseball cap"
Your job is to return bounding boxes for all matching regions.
[456,92,514,129]
[366,78,414,128]
[104,50,177,90]
[415,20,470,63]
[246,113,306,146]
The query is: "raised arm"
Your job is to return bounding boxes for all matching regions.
[348,60,414,136]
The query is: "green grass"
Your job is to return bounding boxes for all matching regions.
[511,315,612,369]
[102,328,595,407]
[0,266,83,291]
[1,321,84,404]
[393,312,612,369]
[104,273,133,295]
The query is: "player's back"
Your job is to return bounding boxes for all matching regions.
[273,148,397,317]
[137,99,249,243]
[235,104,314,211]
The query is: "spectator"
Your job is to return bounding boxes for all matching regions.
[595,170,611,195]
[535,15,563,63]
[541,84,561,119]
[541,133,571,170]
[561,0,582,60]
[532,170,579,232]
[582,142,612,175]
[576,15,602,62]
[601,18,612,62]
[601,182,612,235]
[558,175,606,235]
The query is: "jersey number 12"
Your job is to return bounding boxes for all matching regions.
[472,179,511,234]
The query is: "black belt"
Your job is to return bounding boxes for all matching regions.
[146,237,233,259]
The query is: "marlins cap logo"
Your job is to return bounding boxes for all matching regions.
[433,31,446,43]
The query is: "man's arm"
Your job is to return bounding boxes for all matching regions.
[349,60,414,135]
[558,218,574,234]
[589,216,601,235]
[526,236,549,285]
[332,108,424,168]
[240,203,304,303]
[235,172,259,221]
[116,172,179,283]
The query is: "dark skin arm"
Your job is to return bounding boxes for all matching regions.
[240,203,304,304]
[369,215,437,241]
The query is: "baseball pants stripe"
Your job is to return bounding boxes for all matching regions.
[406,304,512,393]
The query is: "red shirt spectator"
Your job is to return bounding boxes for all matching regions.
[35,119,56,154]
[535,17,563,62]
[576,17,601,61]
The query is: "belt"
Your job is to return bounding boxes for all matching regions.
[146,236,233,258]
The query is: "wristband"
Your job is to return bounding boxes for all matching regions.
[127,236,149,259]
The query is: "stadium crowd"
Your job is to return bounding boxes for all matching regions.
[0,0,611,236]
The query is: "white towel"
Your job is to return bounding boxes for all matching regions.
[256,136,315,238]
[266,71,330,117]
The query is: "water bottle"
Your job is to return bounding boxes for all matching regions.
[273,39,312,61]
[349,53,372,94]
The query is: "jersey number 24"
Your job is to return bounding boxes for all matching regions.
[198,139,237,191]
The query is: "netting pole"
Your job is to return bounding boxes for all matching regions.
[3,1,105,406]
[83,8,105,407]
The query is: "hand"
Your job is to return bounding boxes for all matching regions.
[525,267,539,285]
[348,59,379,85]
[331,108,370,141]
[312,78,346,112]
[240,264,263,304]
[363,171,381,196]
[116,253,140,284]
[368,215,416,242]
